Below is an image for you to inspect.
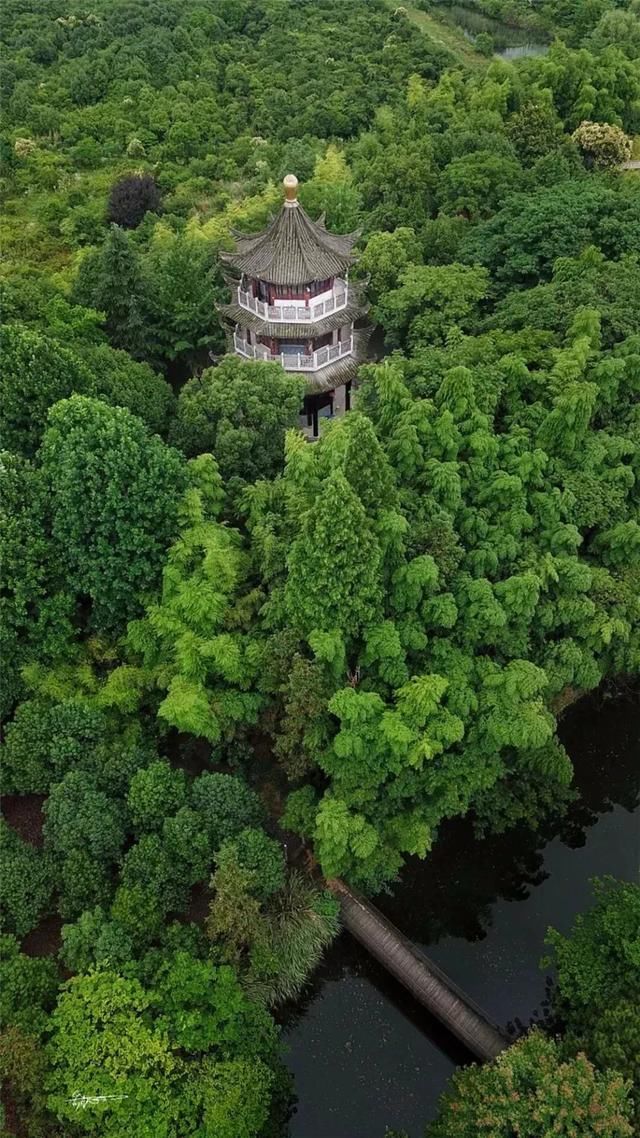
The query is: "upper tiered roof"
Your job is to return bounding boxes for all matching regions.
[220,174,360,285]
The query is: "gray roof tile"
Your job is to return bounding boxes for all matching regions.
[220,200,360,285]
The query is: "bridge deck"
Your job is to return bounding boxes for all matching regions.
[330,879,509,1062]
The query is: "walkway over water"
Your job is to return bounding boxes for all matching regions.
[330,879,509,1061]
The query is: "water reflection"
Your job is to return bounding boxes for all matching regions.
[379,686,639,939]
[438,2,550,59]
[284,685,640,1137]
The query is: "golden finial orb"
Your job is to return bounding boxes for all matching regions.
[283,173,299,203]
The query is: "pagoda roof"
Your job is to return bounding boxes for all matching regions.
[220,175,360,285]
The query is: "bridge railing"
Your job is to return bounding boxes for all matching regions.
[330,879,509,1062]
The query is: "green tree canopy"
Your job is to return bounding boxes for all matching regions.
[172,356,306,499]
[0,822,55,938]
[425,1030,633,1138]
[0,325,93,458]
[73,225,154,360]
[0,934,59,1038]
[38,395,187,633]
[544,877,640,1126]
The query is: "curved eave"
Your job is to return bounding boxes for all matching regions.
[218,202,360,285]
[217,301,370,339]
[220,274,368,301]
[301,328,373,393]
[220,248,358,284]
[218,326,371,394]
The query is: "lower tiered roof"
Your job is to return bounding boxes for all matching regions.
[218,297,368,340]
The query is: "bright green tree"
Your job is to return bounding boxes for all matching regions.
[45,970,177,1137]
[374,262,489,348]
[284,467,384,642]
[103,454,263,741]
[144,226,224,364]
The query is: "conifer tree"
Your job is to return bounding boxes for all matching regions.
[284,468,384,643]
[74,225,153,359]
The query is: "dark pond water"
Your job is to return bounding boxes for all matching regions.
[283,685,640,1138]
[438,2,550,59]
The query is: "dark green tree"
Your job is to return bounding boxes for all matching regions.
[0,934,59,1038]
[172,356,306,497]
[2,699,107,794]
[73,226,154,359]
[0,325,92,457]
[505,101,564,163]
[43,770,127,864]
[0,821,55,938]
[215,828,286,903]
[39,395,187,633]
[544,877,640,1126]
[107,173,161,229]
[0,1026,53,1138]
[77,342,175,436]
[127,762,188,834]
[0,452,72,721]
[190,772,263,853]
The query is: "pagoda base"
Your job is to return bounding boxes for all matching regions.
[300,381,353,441]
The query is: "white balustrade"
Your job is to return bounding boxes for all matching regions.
[233,332,353,372]
[237,283,348,322]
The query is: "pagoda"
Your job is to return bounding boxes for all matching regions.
[218,174,370,439]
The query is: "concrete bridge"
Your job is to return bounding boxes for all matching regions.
[329,878,510,1062]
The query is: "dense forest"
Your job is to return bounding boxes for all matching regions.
[1,1,639,1135]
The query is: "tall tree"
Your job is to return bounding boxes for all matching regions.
[284,467,384,642]
[38,396,187,633]
[73,226,154,360]
[103,454,262,741]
